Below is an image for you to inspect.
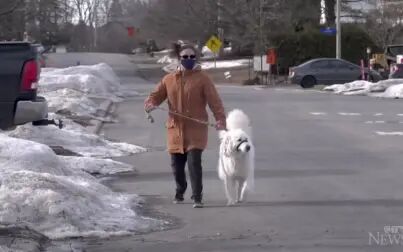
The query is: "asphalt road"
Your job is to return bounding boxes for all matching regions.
[46,53,403,252]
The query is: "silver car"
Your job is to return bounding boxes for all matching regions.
[289,58,382,88]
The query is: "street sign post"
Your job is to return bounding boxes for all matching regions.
[320,27,337,36]
[206,35,223,68]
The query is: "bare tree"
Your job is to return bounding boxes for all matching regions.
[0,0,24,16]
[364,1,403,48]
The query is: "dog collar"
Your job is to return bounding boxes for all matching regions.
[236,139,248,151]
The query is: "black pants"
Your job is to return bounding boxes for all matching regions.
[171,149,203,202]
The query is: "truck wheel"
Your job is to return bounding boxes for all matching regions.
[300,76,316,89]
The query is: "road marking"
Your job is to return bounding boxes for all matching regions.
[374,113,384,116]
[397,114,403,117]
[376,131,403,136]
[366,121,385,124]
[310,112,327,115]
[338,112,361,116]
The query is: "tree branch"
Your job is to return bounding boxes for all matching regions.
[0,0,24,16]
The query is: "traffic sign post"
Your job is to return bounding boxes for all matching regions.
[320,27,337,36]
[206,35,223,68]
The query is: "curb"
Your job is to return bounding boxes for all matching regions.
[93,100,114,135]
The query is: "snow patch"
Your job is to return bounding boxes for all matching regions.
[201,59,249,69]
[0,134,163,239]
[338,112,361,116]
[383,84,403,98]
[6,123,146,158]
[43,88,98,117]
[323,79,403,99]
[59,156,134,175]
[39,63,132,118]
[157,55,175,64]
[310,112,327,115]
[376,131,403,136]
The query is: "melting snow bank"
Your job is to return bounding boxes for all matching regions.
[59,156,133,175]
[0,134,165,239]
[201,59,250,69]
[6,121,146,158]
[39,63,138,118]
[40,63,121,96]
[323,79,403,98]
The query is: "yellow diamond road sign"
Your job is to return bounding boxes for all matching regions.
[206,36,222,54]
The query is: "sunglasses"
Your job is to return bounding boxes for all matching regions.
[181,55,196,59]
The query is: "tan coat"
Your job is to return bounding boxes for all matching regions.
[148,68,226,154]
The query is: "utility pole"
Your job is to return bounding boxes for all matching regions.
[93,1,98,51]
[216,0,224,68]
[336,0,341,59]
[217,0,224,41]
[259,0,263,81]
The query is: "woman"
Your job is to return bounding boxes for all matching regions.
[144,44,226,208]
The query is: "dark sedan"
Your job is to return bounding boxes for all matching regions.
[289,58,382,88]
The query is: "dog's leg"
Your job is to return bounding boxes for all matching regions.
[239,180,248,202]
[224,178,235,206]
[236,179,243,203]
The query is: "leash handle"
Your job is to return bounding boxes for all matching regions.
[145,111,154,123]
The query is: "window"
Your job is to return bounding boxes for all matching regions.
[311,61,329,69]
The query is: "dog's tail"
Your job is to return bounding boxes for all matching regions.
[226,109,251,136]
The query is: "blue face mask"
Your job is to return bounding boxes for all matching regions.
[181,59,196,70]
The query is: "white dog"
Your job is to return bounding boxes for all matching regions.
[218,109,255,205]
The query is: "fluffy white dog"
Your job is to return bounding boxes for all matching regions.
[218,109,255,205]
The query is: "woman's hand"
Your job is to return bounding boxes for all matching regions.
[215,120,226,131]
[144,98,156,113]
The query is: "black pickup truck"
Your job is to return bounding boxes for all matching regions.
[0,42,60,130]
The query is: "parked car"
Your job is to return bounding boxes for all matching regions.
[389,64,403,79]
[0,42,61,130]
[289,58,383,88]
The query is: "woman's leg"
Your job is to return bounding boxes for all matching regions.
[187,149,203,203]
[171,153,188,200]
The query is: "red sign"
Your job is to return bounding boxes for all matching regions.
[266,48,277,65]
[127,27,135,37]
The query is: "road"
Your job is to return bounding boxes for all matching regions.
[47,53,403,251]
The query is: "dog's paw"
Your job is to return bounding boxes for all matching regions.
[226,201,235,206]
[236,200,242,204]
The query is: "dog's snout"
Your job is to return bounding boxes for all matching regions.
[245,145,251,152]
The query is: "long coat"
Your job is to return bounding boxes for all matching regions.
[147,68,226,154]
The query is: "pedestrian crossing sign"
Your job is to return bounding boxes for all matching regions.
[206,35,222,54]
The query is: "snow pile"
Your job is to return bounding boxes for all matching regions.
[383,84,403,98]
[39,63,120,96]
[59,156,133,175]
[202,59,249,69]
[323,80,375,94]
[7,122,146,158]
[44,88,98,116]
[323,79,403,98]
[39,63,126,118]
[202,46,215,59]
[157,55,175,64]
[0,134,163,239]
